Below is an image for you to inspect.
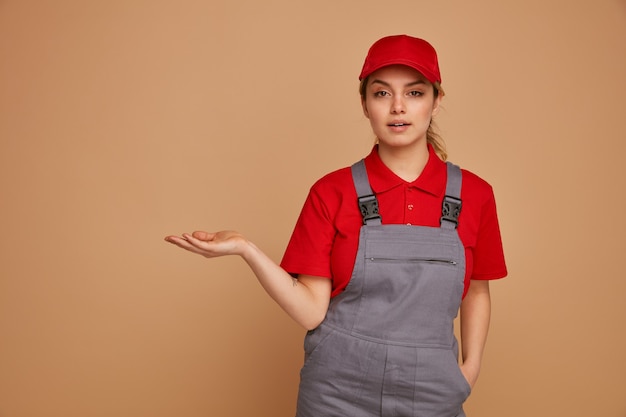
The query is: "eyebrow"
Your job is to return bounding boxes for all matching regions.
[370,79,427,88]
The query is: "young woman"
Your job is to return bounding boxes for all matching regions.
[165,34,507,417]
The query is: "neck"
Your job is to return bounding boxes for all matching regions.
[377,141,429,182]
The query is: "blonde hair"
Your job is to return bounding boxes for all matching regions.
[359,78,447,161]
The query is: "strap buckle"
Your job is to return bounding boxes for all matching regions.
[358,194,381,225]
[441,195,462,227]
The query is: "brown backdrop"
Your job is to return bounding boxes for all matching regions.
[1,1,625,416]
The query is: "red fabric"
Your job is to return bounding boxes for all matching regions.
[359,35,441,83]
[280,145,507,298]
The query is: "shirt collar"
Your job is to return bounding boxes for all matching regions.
[363,144,447,197]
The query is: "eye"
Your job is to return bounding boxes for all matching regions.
[407,90,423,97]
[373,90,390,97]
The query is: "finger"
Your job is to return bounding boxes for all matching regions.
[182,233,214,250]
[166,235,211,256]
[165,235,194,249]
[164,235,181,244]
[192,231,215,241]
[165,234,186,242]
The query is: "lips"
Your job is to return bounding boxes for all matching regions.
[388,120,410,127]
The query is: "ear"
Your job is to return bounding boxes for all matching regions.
[431,93,443,117]
[361,97,370,119]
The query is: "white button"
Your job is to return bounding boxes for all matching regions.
[407,223,412,226]
[408,204,414,210]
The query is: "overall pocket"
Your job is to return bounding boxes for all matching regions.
[301,326,336,372]
[447,348,472,398]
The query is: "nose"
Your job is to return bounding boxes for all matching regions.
[391,96,405,114]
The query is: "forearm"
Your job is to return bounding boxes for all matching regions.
[459,280,491,384]
[240,240,330,330]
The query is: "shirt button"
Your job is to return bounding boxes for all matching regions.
[406,223,412,226]
[407,204,414,210]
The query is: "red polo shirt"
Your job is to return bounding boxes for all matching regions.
[280,145,507,298]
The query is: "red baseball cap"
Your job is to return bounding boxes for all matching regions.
[359,35,441,84]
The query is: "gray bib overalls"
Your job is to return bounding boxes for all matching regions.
[296,160,470,417]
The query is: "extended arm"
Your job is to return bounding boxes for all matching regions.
[459,279,491,388]
[165,231,331,330]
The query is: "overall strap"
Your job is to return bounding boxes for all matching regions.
[351,159,382,225]
[440,161,463,230]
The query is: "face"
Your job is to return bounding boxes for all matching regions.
[361,65,442,151]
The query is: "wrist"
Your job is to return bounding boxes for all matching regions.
[461,357,481,371]
[239,238,258,260]
[460,361,481,388]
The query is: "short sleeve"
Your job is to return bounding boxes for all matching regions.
[280,184,337,279]
[471,188,508,280]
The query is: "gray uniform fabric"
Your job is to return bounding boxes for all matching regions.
[296,160,470,417]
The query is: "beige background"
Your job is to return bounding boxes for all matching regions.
[1,0,625,416]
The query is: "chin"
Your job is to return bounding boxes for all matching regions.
[378,138,425,149]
